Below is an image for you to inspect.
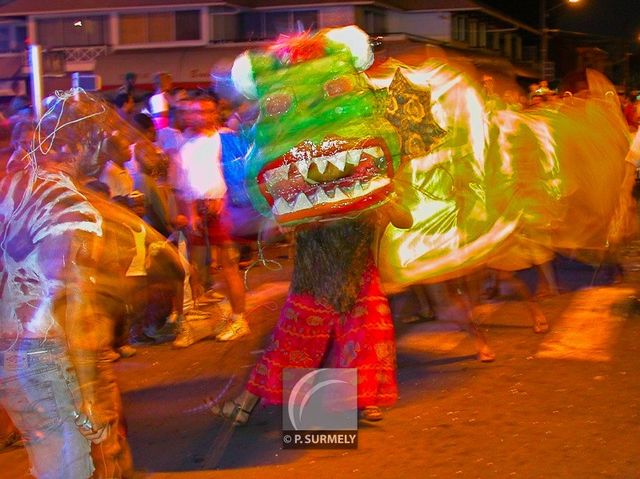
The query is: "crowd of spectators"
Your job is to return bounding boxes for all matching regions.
[0,72,269,469]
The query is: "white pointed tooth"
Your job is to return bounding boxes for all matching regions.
[333,187,348,201]
[312,187,330,205]
[295,159,310,179]
[314,157,328,174]
[265,164,290,186]
[352,180,364,197]
[328,151,347,171]
[342,183,355,197]
[273,197,293,215]
[363,146,383,158]
[263,169,277,186]
[293,192,313,211]
[345,149,361,165]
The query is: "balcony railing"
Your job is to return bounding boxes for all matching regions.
[52,45,109,63]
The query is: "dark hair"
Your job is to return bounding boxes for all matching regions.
[133,113,153,132]
[113,92,132,109]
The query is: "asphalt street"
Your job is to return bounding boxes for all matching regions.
[2,241,640,479]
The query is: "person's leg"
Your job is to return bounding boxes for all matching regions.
[190,245,209,298]
[450,277,496,362]
[218,243,245,315]
[0,340,94,479]
[332,261,397,419]
[497,271,549,333]
[536,261,559,297]
[215,242,249,341]
[127,277,152,342]
[210,293,336,423]
[402,284,437,323]
[91,354,134,479]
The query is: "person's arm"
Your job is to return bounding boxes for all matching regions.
[56,230,110,443]
[376,193,413,230]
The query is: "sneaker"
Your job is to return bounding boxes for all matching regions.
[199,291,225,305]
[216,318,250,342]
[173,325,195,348]
[185,310,211,321]
[117,345,137,358]
[166,311,184,324]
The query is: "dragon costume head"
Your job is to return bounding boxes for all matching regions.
[231,26,401,226]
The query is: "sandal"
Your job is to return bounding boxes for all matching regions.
[206,397,258,426]
[360,406,384,422]
[532,314,550,334]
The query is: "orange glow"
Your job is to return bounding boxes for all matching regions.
[367,60,634,289]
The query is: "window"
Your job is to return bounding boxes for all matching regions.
[457,16,466,42]
[119,14,146,44]
[0,26,10,52]
[240,12,264,41]
[119,10,201,45]
[239,10,318,41]
[468,19,478,47]
[492,31,500,51]
[293,10,318,32]
[210,13,237,43]
[176,10,200,41]
[361,9,386,35]
[503,33,512,58]
[148,13,173,43]
[265,11,290,39]
[478,22,487,48]
[452,15,468,42]
[0,23,26,53]
[37,16,106,48]
[514,35,522,61]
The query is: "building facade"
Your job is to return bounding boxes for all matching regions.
[0,0,542,94]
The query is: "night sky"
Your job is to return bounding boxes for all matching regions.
[482,0,640,46]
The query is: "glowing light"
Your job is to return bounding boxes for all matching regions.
[73,20,82,27]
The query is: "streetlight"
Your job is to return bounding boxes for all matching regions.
[540,0,582,80]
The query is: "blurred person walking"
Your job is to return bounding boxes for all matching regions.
[0,92,131,478]
[177,95,248,341]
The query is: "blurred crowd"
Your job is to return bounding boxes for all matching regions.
[0,71,274,478]
[0,71,264,351]
[480,73,640,131]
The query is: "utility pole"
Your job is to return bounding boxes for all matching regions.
[540,0,548,80]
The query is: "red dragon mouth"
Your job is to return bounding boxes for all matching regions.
[258,137,394,223]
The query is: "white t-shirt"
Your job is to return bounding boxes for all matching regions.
[125,224,147,277]
[626,128,640,167]
[178,131,227,201]
[100,161,134,198]
[149,92,170,130]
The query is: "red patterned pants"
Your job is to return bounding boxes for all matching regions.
[247,261,397,408]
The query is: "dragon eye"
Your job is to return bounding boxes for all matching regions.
[264,93,293,116]
[324,77,354,97]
